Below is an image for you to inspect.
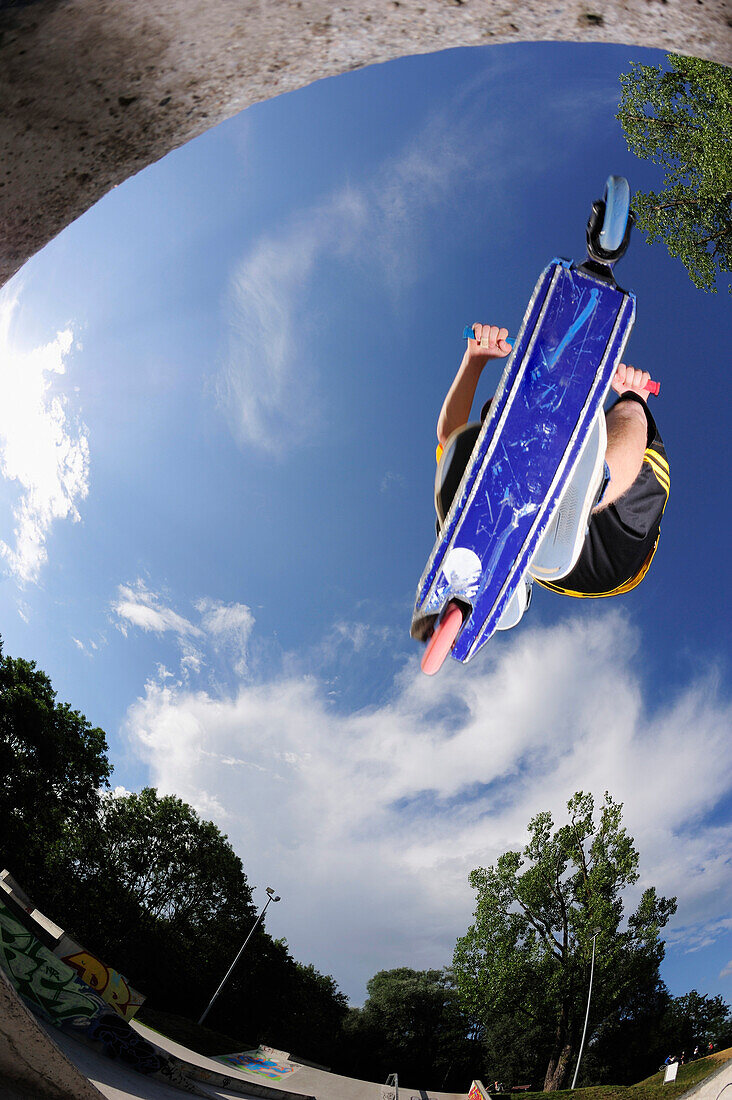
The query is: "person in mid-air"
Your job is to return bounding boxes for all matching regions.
[433,322,669,599]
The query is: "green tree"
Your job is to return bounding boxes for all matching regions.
[453,792,677,1091]
[56,787,258,1004]
[616,55,732,293]
[580,976,672,1084]
[660,990,732,1056]
[0,638,350,1059]
[59,787,350,1056]
[234,954,348,1065]
[0,638,112,889]
[340,967,478,1090]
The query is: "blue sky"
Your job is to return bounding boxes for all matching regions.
[1,42,731,1010]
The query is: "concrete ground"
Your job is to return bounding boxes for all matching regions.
[1,0,730,288]
[129,1016,468,1100]
[3,961,732,1100]
[40,1023,261,1100]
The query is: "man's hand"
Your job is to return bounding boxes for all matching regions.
[612,362,651,403]
[466,323,512,364]
[437,322,511,447]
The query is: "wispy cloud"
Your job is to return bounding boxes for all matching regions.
[0,287,90,583]
[216,60,626,461]
[122,608,732,1000]
[217,85,508,457]
[218,189,369,453]
[113,580,203,639]
[380,471,405,494]
[113,581,255,682]
[195,597,255,675]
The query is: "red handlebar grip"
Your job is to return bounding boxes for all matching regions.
[645,380,660,396]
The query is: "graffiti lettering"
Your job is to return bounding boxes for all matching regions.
[63,950,142,1020]
[0,902,100,1023]
[87,1013,164,1075]
[216,1048,296,1080]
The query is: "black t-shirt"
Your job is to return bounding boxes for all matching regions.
[536,392,669,597]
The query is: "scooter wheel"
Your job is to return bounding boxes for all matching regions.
[421,602,464,676]
[598,175,631,254]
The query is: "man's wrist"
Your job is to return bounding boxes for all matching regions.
[462,352,488,375]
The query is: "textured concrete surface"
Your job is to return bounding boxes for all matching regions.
[40,1021,238,1099]
[678,1054,732,1100]
[130,1017,468,1100]
[1,0,731,287]
[0,965,105,1100]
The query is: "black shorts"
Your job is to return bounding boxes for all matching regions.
[537,393,669,597]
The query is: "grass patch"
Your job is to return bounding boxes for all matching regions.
[502,1048,732,1100]
[134,1005,256,1058]
[630,1049,732,1100]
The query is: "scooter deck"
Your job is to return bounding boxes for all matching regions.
[412,258,635,664]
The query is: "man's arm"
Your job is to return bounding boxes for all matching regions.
[594,362,653,511]
[437,324,511,447]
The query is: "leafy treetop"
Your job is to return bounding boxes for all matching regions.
[616,55,732,293]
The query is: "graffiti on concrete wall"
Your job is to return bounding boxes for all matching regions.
[215,1048,298,1079]
[0,898,196,1087]
[1,869,144,1021]
[0,899,101,1025]
[62,949,144,1020]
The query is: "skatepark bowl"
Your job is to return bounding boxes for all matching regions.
[1,2,731,1096]
[4,965,732,1100]
[0,960,471,1100]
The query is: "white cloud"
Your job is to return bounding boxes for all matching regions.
[122,608,732,1002]
[380,471,405,494]
[108,785,133,799]
[0,287,90,583]
[113,582,255,680]
[195,598,255,675]
[113,580,203,639]
[72,636,92,658]
[721,960,732,979]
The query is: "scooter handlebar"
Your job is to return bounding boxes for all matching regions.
[461,327,660,396]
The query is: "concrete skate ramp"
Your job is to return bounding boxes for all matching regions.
[679,1054,732,1100]
[130,1018,468,1100]
[1,0,730,288]
[0,965,105,1100]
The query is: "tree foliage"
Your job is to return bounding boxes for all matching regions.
[0,638,111,887]
[338,967,479,1090]
[661,990,732,1056]
[0,637,347,1059]
[453,792,677,1091]
[68,787,255,930]
[616,55,732,293]
[52,787,259,1000]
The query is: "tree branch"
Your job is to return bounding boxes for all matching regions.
[620,111,699,131]
[515,896,563,959]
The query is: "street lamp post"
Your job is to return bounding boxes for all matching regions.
[198,886,281,1027]
[571,928,600,1090]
